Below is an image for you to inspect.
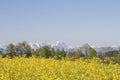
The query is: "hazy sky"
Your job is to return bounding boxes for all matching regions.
[0,0,120,47]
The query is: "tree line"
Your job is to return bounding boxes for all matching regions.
[0,41,120,64]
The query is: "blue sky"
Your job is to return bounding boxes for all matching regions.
[0,0,120,47]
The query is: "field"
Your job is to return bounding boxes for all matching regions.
[0,57,120,80]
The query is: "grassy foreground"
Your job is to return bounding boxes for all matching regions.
[0,57,120,80]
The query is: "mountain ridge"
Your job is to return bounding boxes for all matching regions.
[0,41,119,52]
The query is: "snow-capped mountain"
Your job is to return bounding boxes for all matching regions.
[50,41,70,51]
[0,44,7,54]
[29,41,75,51]
[0,41,119,53]
[94,46,119,53]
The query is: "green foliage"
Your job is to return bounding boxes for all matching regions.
[2,42,120,64]
[113,48,120,64]
[7,43,16,58]
[51,48,55,57]
[66,50,76,59]
[97,52,104,60]
[75,49,83,59]
[36,46,52,58]
[54,49,62,60]
[16,41,32,57]
[61,48,66,59]
[88,48,97,58]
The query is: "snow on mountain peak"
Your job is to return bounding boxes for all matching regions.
[0,41,120,52]
[26,41,72,51]
[50,41,69,50]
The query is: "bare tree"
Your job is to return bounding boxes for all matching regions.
[82,43,91,56]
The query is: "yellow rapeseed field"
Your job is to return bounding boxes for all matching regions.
[0,56,120,80]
